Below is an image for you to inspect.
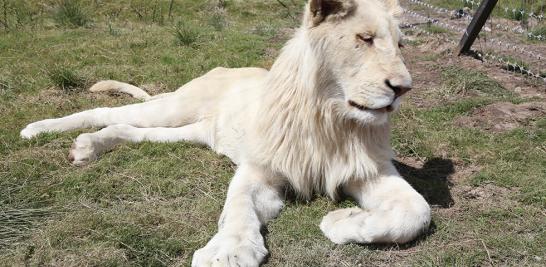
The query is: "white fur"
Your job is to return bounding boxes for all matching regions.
[20,1,430,266]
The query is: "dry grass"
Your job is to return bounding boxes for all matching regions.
[0,0,545,266]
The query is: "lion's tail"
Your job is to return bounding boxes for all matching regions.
[89,80,152,101]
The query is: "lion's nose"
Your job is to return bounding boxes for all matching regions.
[385,79,412,98]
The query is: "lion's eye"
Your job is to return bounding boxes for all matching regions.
[356,34,374,45]
[398,42,404,49]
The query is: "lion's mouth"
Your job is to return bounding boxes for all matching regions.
[348,100,393,113]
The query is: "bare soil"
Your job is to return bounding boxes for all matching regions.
[454,101,546,132]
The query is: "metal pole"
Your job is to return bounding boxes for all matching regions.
[458,0,499,55]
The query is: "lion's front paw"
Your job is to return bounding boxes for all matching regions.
[320,207,370,244]
[192,232,267,267]
[20,121,50,139]
[69,134,100,166]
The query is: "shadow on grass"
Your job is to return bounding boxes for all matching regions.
[260,157,455,259]
[395,157,455,208]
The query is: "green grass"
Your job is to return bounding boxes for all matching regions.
[0,0,545,266]
[172,21,200,46]
[47,64,87,93]
[54,0,90,28]
[440,66,510,97]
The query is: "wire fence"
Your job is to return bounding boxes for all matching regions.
[401,0,546,83]
[408,0,545,40]
[459,0,545,20]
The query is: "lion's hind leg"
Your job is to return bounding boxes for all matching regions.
[320,168,431,244]
[68,121,212,165]
[20,92,201,139]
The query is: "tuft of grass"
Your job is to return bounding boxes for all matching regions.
[441,66,508,97]
[54,0,90,27]
[47,65,86,93]
[506,8,528,22]
[173,21,199,46]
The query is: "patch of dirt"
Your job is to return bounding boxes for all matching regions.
[394,156,482,209]
[141,82,170,95]
[403,39,447,108]
[454,101,546,132]
[460,183,514,201]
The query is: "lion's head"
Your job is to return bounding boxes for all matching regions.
[304,0,411,125]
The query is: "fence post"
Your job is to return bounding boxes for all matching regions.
[458,0,499,55]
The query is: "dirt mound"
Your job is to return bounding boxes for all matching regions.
[455,102,546,132]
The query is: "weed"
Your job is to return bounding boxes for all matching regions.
[173,21,199,46]
[107,22,121,36]
[54,0,90,27]
[47,65,85,92]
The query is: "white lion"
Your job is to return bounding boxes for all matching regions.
[20,0,430,266]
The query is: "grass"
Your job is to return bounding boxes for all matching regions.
[47,65,86,93]
[423,23,449,34]
[440,66,509,97]
[0,0,545,266]
[208,8,228,31]
[528,25,546,41]
[54,0,90,28]
[173,21,199,46]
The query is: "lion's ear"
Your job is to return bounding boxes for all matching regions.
[306,0,356,26]
[384,0,404,17]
